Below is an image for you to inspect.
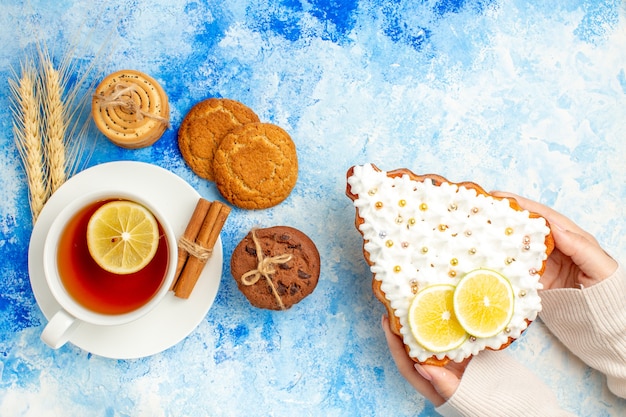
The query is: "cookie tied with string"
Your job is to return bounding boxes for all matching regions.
[230,226,320,310]
[92,70,170,149]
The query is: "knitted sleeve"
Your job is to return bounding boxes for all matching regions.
[538,264,626,398]
[435,350,577,417]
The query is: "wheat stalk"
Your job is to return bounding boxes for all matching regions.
[40,51,69,194]
[9,60,49,224]
[10,16,116,224]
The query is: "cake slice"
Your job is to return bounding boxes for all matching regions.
[346,163,554,365]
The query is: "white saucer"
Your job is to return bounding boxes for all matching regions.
[28,161,222,359]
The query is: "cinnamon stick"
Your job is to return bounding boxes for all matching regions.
[174,201,231,299]
[170,198,212,290]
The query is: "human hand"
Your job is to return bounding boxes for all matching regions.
[492,192,618,289]
[381,315,469,407]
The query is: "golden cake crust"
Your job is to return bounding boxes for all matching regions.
[346,164,555,366]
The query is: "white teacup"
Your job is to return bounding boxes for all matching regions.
[40,190,178,349]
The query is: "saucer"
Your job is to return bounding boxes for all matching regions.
[29,161,222,359]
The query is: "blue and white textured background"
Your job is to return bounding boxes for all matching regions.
[1,0,625,416]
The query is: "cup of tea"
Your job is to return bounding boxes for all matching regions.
[40,190,178,349]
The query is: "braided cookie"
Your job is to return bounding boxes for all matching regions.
[92,70,169,149]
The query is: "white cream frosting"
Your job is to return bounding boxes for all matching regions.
[348,163,550,363]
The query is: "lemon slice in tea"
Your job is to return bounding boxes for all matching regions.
[453,269,515,338]
[86,200,160,275]
[408,284,468,353]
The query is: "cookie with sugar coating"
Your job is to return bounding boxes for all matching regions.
[178,98,260,181]
[213,122,298,209]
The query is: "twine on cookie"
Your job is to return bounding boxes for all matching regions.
[93,83,169,125]
[177,236,212,263]
[240,229,292,310]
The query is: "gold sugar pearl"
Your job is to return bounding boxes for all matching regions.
[450,258,459,266]
[471,207,479,214]
[410,279,419,294]
[419,203,428,211]
[438,224,448,232]
[421,246,429,254]
[386,240,394,248]
[368,188,378,196]
[448,203,458,211]
[518,290,527,297]
[464,230,472,237]
[375,201,383,209]
[469,336,477,342]
[505,257,516,265]
[523,245,531,251]
[504,327,511,334]
[398,199,407,207]
[448,270,457,278]
[505,227,514,236]
[523,236,531,244]
[407,218,416,226]
[393,265,402,273]
[401,242,410,249]
[529,268,538,275]
[468,248,477,255]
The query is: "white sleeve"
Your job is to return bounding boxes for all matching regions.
[435,350,577,417]
[538,264,626,398]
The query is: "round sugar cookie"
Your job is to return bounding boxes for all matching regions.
[230,226,320,310]
[92,70,170,149]
[213,122,298,209]
[178,98,260,181]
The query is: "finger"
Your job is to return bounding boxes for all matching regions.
[551,225,617,281]
[491,191,617,281]
[421,364,462,400]
[381,315,445,406]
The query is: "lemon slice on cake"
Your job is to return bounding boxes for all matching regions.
[453,269,515,338]
[86,200,160,275]
[408,284,468,353]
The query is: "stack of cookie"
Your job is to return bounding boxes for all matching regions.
[92,70,170,149]
[178,98,298,210]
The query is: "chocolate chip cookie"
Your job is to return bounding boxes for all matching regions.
[230,226,320,310]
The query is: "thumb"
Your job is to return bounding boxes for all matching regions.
[551,224,617,282]
[418,364,461,400]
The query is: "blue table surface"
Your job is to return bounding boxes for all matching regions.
[1,0,625,416]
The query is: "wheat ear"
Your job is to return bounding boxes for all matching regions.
[9,61,49,223]
[40,55,68,194]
